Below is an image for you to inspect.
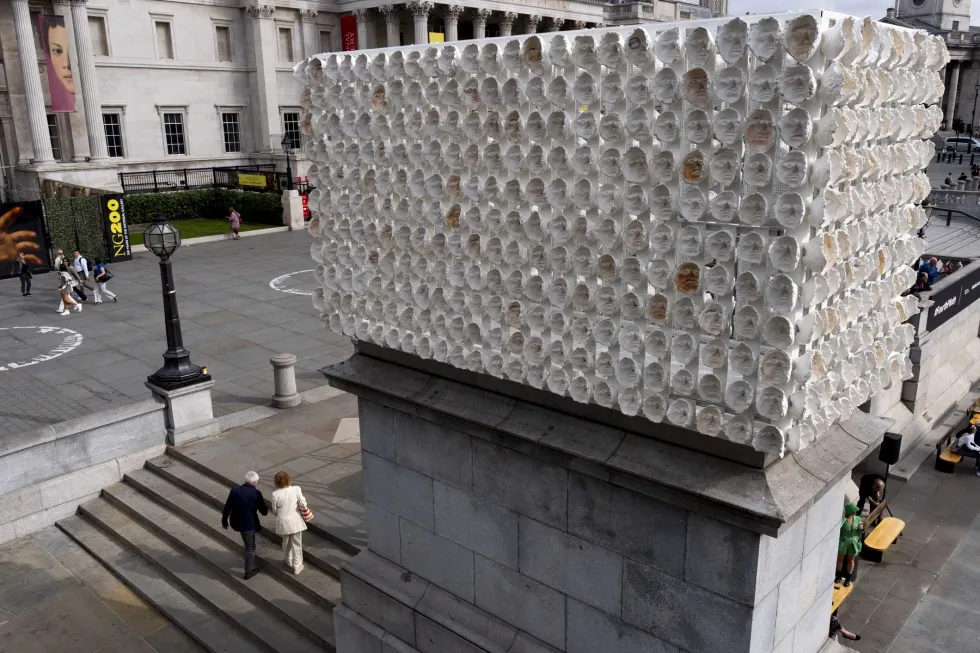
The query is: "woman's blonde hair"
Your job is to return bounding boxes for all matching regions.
[274,470,291,488]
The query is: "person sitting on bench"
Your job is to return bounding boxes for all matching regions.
[857,475,886,523]
[955,424,980,476]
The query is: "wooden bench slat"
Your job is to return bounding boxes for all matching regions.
[832,582,854,613]
[940,447,963,463]
[864,517,905,551]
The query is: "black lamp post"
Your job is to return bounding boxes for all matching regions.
[972,83,980,151]
[281,134,294,191]
[143,214,208,390]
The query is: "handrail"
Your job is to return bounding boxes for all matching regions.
[933,206,980,227]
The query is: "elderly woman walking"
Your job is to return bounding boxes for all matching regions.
[270,470,310,575]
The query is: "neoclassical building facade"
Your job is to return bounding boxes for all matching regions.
[883,0,980,132]
[0,0,725,197]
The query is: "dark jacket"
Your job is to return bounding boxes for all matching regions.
[222,483,268,532]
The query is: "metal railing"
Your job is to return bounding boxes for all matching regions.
[118,164,277,194]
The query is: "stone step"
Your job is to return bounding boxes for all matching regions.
[76,496,330,653]
[57,513,268,653]
[165,445,363,555]
[143,455,353,578]
[110,472,342,620]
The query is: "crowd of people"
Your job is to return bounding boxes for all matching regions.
[46,248,118,315]
[910,255,965,293]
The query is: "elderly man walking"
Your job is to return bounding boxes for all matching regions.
[221,471,268,579]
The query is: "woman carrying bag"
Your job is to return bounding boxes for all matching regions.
[92,258,117,304]
[270,470,312,575]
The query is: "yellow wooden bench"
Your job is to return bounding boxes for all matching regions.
[861,516,905,563]
[936,430,965,473]
[940,446,963,465]
[831,582,854,613]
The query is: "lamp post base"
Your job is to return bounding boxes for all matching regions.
[148,349,208,391]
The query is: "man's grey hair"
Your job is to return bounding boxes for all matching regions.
[244,471,259,485]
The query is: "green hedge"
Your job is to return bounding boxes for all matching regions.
[43,196,109,261]
[125,189,283,226]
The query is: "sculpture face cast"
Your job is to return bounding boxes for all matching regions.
[297,13,945,458]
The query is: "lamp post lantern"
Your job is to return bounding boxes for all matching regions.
[281,134,294,191]
[143,214,207,390]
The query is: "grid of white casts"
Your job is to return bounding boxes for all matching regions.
[296,12,947,456]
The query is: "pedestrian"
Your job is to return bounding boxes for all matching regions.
[92,258,117,304]
[221,471,268,580]
[835,503,863,588]
[72,250,96,293]
[270,470,310,575]
[57,263,81,315]
[16,252,32,296]
[227,206,242,240]
[828,613,861,642]
[944,174,953,187]
[54,251,87,303]
[954,424,980,476]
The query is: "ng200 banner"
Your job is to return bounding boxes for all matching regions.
[100,195,132,262]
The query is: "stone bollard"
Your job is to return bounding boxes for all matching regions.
[270,353,301,408]
[957,180,967,191]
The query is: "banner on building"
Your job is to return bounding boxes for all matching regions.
[0,202,50,279]
[38,14,75,113]
[429,33,445,43]
[100,195,132,263]
[341,15,357,51]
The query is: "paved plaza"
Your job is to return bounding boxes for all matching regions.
[0,230,352,437]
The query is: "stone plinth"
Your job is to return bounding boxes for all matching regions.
[282,189,304,230]
[146,379,220,446]
[323,353,890,653]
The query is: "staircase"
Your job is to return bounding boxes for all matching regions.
[924,214,980,258]
[57,449,361,653]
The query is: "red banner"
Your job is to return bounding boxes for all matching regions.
[38,14,75,113]
[341,15,357,51]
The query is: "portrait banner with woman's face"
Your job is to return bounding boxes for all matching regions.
[39,14,75,113]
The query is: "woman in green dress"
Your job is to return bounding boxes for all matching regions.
[835,503,863,587]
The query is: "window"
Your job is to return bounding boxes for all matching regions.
[162,112,185,155]
[318,30,332,53]
[88,16,109,56]
[486,25,500,39]
[221,113,241,153]
[215,25,232,62]
[953,20,960,31]
[278,27,293,62]
[282,111,300,149]
[103,113,124,157]
[47,114,63,161]
[155,21,174,59]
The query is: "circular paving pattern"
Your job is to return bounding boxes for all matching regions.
[269,269,316,296]
[0,326,84,372]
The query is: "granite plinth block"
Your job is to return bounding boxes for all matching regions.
[327,356,879,653]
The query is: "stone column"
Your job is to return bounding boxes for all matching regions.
[408,1,432,46]
[326,351,887,653]
[525,14,542,34]
[355,9,374,50]
[947,61,961,125]
[246,3,279,152]
[11,0,54,163]
[379,5,400,47]
[300,10,319,58]
[546,16,565,32]
[69,0,109,160]
[473,8,491,40]
[444,5,463,42]
[500,12,517,36]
